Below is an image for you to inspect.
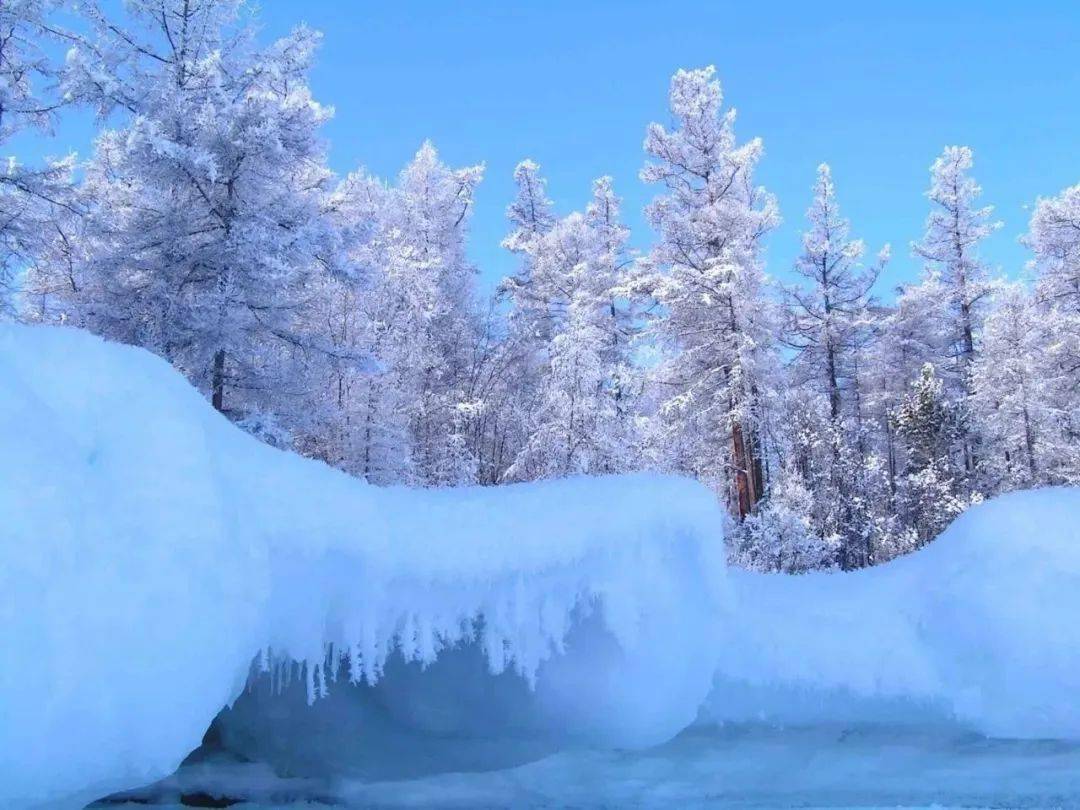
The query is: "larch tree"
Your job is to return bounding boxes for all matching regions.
[786,163,886,424]
[971,285,1062,489]
[1022,184,1080,482]
[1025,183,1080,313]
[507,177,638,479]
[0,0,75,316]
[494,158,558,478]
[912,146,1000,477]
[34,0,339,421]
[638,65,780,519]
[782,163,888,567]
[389,141,484,486]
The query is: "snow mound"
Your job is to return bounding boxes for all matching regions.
[708,487,1080,739]
[0,324,727,807]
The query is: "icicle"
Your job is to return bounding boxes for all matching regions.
[305,662,316,706]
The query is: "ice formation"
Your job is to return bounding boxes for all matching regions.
[2,323,1080,807]
[0,324,727,807]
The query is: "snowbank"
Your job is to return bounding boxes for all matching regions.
[0,324,727,807]
[707,487,1080,739]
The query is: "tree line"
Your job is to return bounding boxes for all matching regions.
[4,1,1079,571]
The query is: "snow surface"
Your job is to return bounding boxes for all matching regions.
[3,323,1080,807]
[709,487,1080,739]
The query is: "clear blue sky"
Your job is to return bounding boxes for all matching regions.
[24,0,1080,298]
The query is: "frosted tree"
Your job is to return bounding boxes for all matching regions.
[507,177,639,479]
[489,159,558,478]
[1020,185,1080,484]
[638,65,780,519]
[1025,185,1080,385]
[290,169,414,483]
[586,176,642,425]
[1025,183,1080,312]
[0,0,75,315]
[501,159,556,283]
[733,463,833,573]
[913,146,1000,378]
[781,164,888,567]
[859,276,951,499]
[786,164,887,421]
[324,144,483,486]
[34,0,339,420]
[893,364,972,545]
[390,142,484,486]
[970,285,1067,489]
[912,146,999,478]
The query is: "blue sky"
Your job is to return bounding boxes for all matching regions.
[23,1,1080,298]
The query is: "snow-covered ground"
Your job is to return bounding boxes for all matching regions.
[4,324,1080,808]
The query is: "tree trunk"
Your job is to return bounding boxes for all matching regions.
[731,420,757,520]
[211,348,226,413]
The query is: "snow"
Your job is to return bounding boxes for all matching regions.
[709,487,1080,739]
[3,323,1080,807]
[0,324,727,807]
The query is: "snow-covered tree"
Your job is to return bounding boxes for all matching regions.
[0,0,74,315]
[732,463,827,573]
[970,285,1071,489]
[390,142,484,485]
[321,144,484,486]
[507,177,639,479]
[32,0,340,421]
[1026,183,1080,312]
[893,364,973,544]
[638,65,780,519]
[912,146,1000,381]
[786,163,887,422]
[1018,187,1080,486]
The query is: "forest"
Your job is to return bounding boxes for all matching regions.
[4,0,1079,573]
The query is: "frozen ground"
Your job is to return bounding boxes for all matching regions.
[97,723,1080,808]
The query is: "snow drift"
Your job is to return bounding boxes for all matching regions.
[708,486,1080,738]
[0,324,727,807]
[3,324,1080,807]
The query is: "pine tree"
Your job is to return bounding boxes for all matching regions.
[893,364,971,544]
